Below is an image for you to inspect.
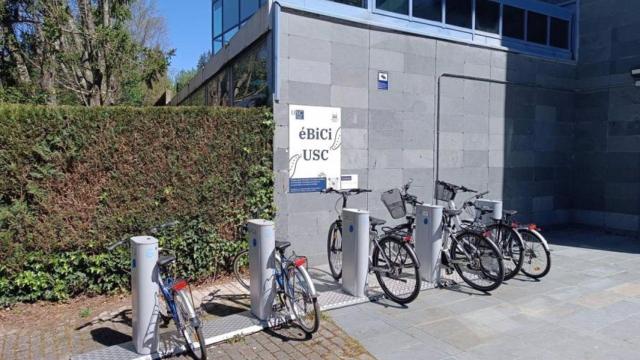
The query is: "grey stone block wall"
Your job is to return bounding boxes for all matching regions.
[571,0,640,233]
[274,10,578,263]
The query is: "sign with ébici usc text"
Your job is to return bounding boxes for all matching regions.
[288,105,341,193]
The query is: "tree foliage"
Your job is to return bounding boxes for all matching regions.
[0,0,173,106]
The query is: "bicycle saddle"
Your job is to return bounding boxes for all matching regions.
[443,209,463,216]
[157,255,176,267]
[503,209,518,216]
[370,217,387,226]
[275,240,291,252]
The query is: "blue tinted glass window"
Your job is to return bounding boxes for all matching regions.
[550,17,569,49]
[527,11,548,45]
[376,0,409,15]
[224,26,239,43]
[413,0,442,22]
[446,0,472,28]
[213,37,223,54]
[223,0,239,32]
[475,0,500,34]
[213,0,222,37]
[503,5,525,39]
[332,0,367,7]
[241,0,259,20]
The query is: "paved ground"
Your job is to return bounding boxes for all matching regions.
[2,226,638,360]
[171,317,374,360]
[329,227,640,360]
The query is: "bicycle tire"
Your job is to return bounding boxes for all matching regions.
[327,220,343,280]
[288,265,320,334]
[372,236,421,305]
[450,230,504,292]
[175,289,207,360]
[485,224,524,281]
[232,249,250,290]
[518,228,551,279]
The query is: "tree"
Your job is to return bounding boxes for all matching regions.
[0,0,173,106]
[173,51,212,93]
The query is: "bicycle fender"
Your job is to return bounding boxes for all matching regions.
[297,266,318,298]
[528,228,550,252]
[176,290,198,320]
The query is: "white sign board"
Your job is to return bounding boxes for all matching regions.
[288,105,341,193]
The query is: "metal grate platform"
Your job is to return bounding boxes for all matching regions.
[72,265,454,360]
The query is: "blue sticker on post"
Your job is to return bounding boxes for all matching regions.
[289,177,327,193]
[132,259,136,269]
[377,71,388,90]
[349,225,354,233]
[424,217,429,225]
[252,238,257,247]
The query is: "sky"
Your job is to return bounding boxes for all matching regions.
[156,0,211,78]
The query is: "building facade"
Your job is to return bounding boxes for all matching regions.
[172,0,640,263]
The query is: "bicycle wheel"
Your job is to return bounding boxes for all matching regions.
[287,265,320,334]
[232,249,250,290]
[372,236,421,304]
[327,220,343,280]
[485,224,524,281]
[450,230,504,292]
[518,229,551,279]
[174,289,207,360]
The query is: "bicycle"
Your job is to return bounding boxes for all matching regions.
[107,221,207,360]
[320,188,372,280]
[442,182,526,281]
[382,181,504,292]
[503,211,552,279]
[272,240,320,334]
[231,225,320,334]
[321,188,421,304]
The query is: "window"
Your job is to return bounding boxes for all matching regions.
[241,0,259,20]
[232,43,269,107]
[445,0,472,29]
[331,0,367,7]
[223,0,239,32]
[213,38,223,54]
[213,0,222,38]
[475,0,499,34]
[503,5,524,39]
[376,0,409,15]
[223,26,238,43]
[550,17,569,49]
[527,11,548,45]
[413,0,442,22]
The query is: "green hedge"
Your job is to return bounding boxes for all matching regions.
[0,105,274,305]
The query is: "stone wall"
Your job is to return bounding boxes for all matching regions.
[273,9,577,263]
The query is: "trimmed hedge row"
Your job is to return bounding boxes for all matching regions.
[0,105,274,305]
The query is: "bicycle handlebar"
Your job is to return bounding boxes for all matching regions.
[107,221,179,251]
[321,188,372,195]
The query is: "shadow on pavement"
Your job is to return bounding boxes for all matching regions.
[264,324,312,342]
[89,327,132,347]
[547,227,640,254]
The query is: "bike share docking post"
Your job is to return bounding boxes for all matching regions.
[414,204,444,284]
[247,219,276,321]
[341,209,370,297]
[131,236,160,354]
[475,199,503,225]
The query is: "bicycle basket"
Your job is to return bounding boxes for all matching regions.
[435,181,456,202]
[381,188,407,219]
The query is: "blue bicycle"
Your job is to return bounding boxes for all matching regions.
[108,222,207,360]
